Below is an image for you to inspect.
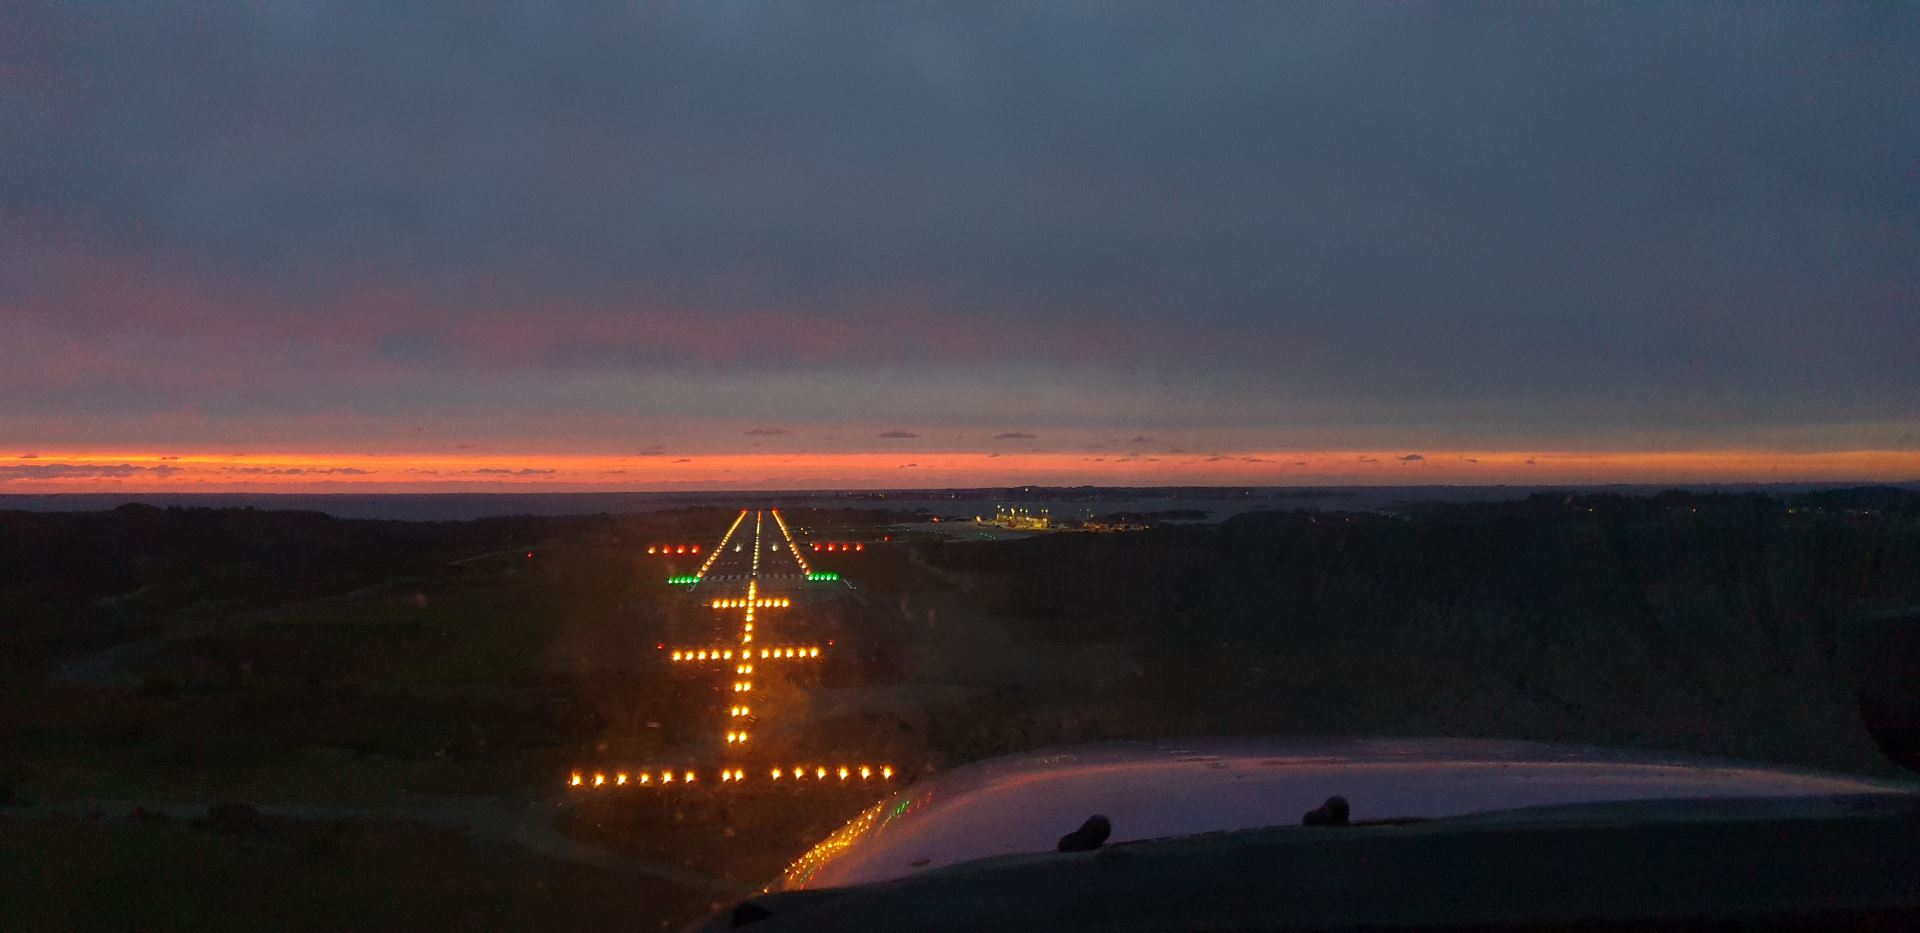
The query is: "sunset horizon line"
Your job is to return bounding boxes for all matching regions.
[3,448,1915,494]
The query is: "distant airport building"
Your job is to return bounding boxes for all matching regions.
[980,505,1050,530]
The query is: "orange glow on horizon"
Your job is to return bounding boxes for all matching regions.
[1,448,1915,492]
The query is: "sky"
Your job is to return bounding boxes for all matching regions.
[4,4,1918,491]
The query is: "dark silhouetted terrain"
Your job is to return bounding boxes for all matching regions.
[4,489,1918,928]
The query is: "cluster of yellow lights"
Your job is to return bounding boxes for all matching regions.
[750,512,763,575]
[633,510,896,796]
[571,769,698,787]
[735,520,764,743]
[772,509,814,574]
[568,765,893,790]
[693,510,749,579]
[783,798,888,888]
[672,645,821,661]
[769,764,891,781]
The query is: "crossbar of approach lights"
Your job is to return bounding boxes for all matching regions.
[571,763,894,789]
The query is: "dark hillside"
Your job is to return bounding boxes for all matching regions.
[922,490,1920,773]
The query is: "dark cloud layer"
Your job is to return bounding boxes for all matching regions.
[3,4,1916,454]
[0,463,180,481]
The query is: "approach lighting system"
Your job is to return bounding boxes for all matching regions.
[580,510,891,796]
